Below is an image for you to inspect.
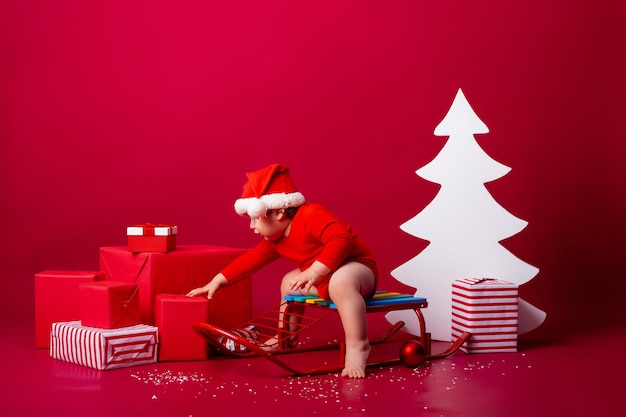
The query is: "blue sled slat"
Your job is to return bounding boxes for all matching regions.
[327,296,427,310]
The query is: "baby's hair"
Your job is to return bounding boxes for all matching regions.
[283,206,300,219]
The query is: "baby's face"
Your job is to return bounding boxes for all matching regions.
[248,211,289,241]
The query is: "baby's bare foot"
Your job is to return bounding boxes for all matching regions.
[341,341,371,378]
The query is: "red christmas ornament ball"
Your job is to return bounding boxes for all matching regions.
[399,340,426,367]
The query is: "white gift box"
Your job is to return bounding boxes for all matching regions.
[451,278,519,353]
[50,321,158,370]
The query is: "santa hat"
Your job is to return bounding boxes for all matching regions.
[234,164,305,217]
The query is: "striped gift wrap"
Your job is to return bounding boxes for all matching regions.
[50,321,158,370]
[451,278,519,353]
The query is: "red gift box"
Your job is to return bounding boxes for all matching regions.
[155,294,209,361]
[80,281,141,329]
[34,270,104,348]
[127,224,177,253]
[451,278,519,353]
[50,321,158,370]
[99,245,252,325]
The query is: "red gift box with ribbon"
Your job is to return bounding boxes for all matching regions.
[99,245,252,325]
[80,281,141,329]
[127,223,177,253]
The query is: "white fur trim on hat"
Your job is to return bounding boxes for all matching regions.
[234,192,305,217]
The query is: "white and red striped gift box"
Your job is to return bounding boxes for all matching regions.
[50,321,158,370]
[451,278,518,353]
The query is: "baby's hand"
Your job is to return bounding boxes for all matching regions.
[289,270,319,294]
[186,287,206,297]
[187,274,229,299]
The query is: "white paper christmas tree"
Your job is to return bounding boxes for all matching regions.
[387,88,546,341]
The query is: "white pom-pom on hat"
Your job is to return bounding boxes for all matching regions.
[246,198,268,218]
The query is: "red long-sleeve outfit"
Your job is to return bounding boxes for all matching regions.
[221,203,378,300]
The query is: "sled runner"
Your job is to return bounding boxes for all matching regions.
[193,291,470,376]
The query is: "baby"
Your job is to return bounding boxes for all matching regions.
[187,163,378,378]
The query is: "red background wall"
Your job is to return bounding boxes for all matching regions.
[2,1,624,340]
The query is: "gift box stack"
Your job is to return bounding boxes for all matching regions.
[50,280,159,370]
[451,278,519,353]
[36,224,253,370]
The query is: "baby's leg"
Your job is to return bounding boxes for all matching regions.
[264,268,317,349]
[327,263,376,378]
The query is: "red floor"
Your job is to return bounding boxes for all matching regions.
[1,302,624,417]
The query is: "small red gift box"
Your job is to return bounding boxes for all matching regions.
[99,245,252,325]
[50,321,158,370]
[155,294,209,361]
[127,224,177,253]
[35,270,104,348]
[451,278,519,353]
[80,281,141,329]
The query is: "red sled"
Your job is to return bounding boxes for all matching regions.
[193,291,470,376]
